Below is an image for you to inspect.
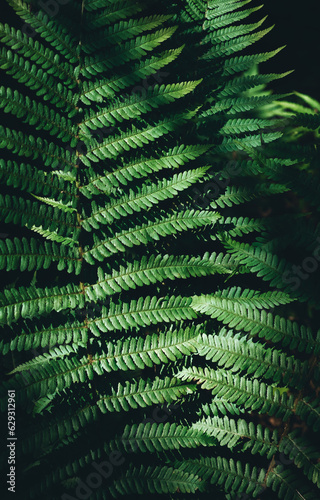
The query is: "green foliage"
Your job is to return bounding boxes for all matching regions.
[0,0,319,499]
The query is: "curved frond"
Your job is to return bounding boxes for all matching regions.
[0,236,81,273]
[80,144,210,197]
[191,293,318,352]
[88,295,198,335]
[84,210,220,262]
[176,367,295,420]
[82,168,209,229]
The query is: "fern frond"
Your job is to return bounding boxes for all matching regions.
[0,87,77,144]
[83,111,197,164]
[267,466,317,500]
[85,210,220,262]
[30,421,213,498]
[80,80,201,132]
[215,131,283,153]
[84,0,115,12]
[0,23,77,85]
[97,376,196,413]
[82,168,209,229]
[4,326,202,405]
[89,295,197,335]
[87,253,231,298]
[222,238,291,288]
[27,225,79,247]
[193,415,278,458]
[80,144,209,197]
[204,4,264,30]
[0,193,77,236]
[177,456,266,497]
[0,159,75,201]
[279,431,320,488]
[195,329,309,388]
[211,184,289,209]
[18,373,192,457]
[220,117,278,135]
[1,0,319,497]
[81,27,178,76]
[296,397,320,432]
[0,49,77,111]
[1,344,83,409]
[223,46,285,75]
[0,237,81,273]
[218,71,293,98]
[218,216,268,237]
[117,420,215,453]
[6,0,79,62]
[200,396,243,418]
[0,319,88,354]
[196,286,294,309]
[201,93,283,117]
[0,126,76,168]
[202,26,274,60]
[206,0,255,21]
[108,463,201,496]
[191,294,318,352]
[94,324,203,370]
[86,1,145,30]
[84,15,173,51]
[80,47,185,103]
[203,16,268,44]
[176,367,295,419]
[0,283,84,325]
[30,194,76,214]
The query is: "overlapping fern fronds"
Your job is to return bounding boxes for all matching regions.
[0,0,319,499]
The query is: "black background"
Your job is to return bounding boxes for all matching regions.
[255,0,319,100]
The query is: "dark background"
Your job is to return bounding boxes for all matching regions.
[256,0,319,100]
